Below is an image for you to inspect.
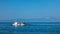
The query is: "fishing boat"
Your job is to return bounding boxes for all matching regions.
[12,22,26,27]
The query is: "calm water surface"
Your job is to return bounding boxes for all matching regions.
[0,22,60,34]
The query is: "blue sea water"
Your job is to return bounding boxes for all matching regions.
[0,22,60,34]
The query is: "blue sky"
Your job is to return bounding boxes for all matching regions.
[0,0,60,20]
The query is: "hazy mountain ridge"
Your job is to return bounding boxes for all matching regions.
[0,17,60,22]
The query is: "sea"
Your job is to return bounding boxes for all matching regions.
[0,22,60,34]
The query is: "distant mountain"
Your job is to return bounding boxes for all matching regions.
[11,17,60,22]
[0,17,60,22]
